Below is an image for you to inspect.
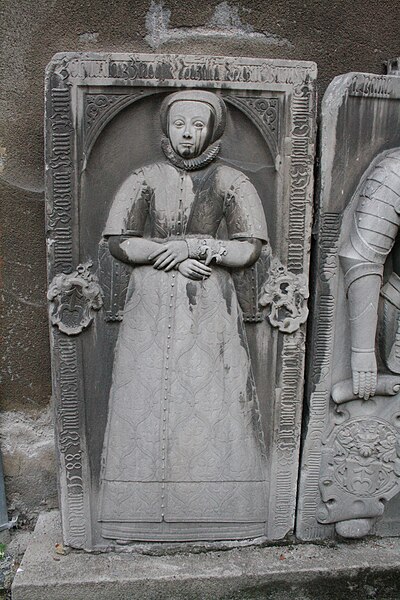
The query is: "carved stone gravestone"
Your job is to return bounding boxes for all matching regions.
[297,69,400,541]
[45,53,316,550]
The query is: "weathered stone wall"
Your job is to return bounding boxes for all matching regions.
[1,0,399,523]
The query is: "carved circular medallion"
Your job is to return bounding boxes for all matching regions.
[332,417,400,497]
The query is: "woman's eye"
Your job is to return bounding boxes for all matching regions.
[174,120,184,127]
[194,121,205,128]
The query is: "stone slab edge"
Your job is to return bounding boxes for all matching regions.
[11,511,400,600]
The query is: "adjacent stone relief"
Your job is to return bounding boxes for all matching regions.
[297,71,400,541]
[46,53,316,549]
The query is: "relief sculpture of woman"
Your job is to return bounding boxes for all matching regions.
[99,90,269,542]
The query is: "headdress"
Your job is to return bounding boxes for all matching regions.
[160,90,226,142]
[160,90,227,170]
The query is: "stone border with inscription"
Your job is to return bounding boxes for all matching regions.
[45,53,316,549]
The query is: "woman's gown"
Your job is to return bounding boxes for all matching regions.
[99,159,269,541]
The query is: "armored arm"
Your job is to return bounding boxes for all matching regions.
[339,154,400,399]
[339,247,381,400]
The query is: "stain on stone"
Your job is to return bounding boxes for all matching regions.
[218,275,232,316]
[0,148,6,174]
[79,32,99,43]
[186,281,197,310]
[145,1,171,49]
[209,1,249,30]
[246,373,267,454]
[145,0,293,50]
[237,314,248,351]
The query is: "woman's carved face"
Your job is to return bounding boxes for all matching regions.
[168,101,213,158]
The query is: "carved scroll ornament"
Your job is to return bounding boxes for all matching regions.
[48,262,103,335]
[259,257,309,333]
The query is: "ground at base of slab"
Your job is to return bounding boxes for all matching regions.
[11,511,400,600]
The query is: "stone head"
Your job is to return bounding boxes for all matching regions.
[160,90,227,159]
[168,101,213,158]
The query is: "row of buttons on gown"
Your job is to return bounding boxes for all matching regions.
[173,172,185,236]
[161,173,185,518]
[160,266,176,519]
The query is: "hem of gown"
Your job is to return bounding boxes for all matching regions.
[100,521,266,542]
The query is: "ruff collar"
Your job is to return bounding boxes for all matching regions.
[161,136,221,171]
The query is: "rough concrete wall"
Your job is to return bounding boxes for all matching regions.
[1,0,399,523]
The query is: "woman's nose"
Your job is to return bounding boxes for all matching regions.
[183,126,192,138]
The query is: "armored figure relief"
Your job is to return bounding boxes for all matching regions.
[318,149,400,539]
[98,90,269,542]
[339,149,400,399]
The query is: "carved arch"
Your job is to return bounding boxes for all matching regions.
[223,95,279,160]
[83,91,280,166]
[83,91,155,163]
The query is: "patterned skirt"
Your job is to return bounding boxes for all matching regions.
[99,265,268,541]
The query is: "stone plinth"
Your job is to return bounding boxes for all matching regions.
[11,511,400,600]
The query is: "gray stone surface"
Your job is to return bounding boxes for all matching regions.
[0,408,57,523]
[297,71,400,541]
[45,52,316,549]
[11,511,400,600]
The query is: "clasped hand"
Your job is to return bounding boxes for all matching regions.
[148,241,212,280]
[351,350,377,400]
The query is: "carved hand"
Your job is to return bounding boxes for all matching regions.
[148,240,189,271]
[178,259,212,280]
[351,350,377,400]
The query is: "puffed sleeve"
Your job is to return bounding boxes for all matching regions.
[103,169,149,237]
[222,170,268,243]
